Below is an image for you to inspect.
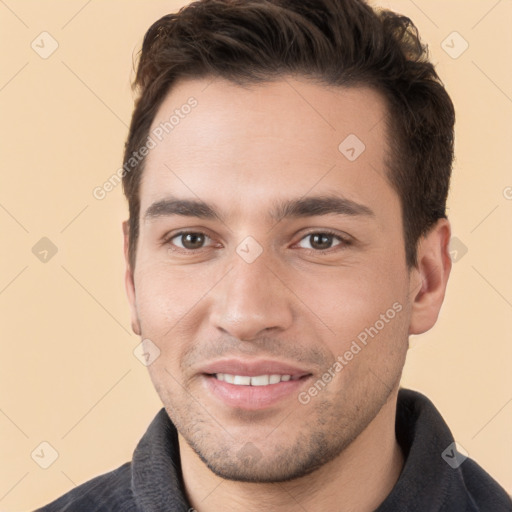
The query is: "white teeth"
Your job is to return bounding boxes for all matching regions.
[269,374,281,384]
[233,375,251,385]
[215,374,293,386]
[250,375,269,386]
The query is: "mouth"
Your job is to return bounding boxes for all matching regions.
[213,373,301,386]
[199,359,313,410]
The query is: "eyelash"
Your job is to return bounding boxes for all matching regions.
[163,230,352,255]
[296,230,352,254]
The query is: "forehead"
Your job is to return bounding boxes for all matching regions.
[139,77,398,224]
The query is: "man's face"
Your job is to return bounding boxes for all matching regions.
[127,77,413,481]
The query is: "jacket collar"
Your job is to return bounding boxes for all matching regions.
[131,389,479,511]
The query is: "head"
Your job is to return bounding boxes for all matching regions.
[123,0,454,483]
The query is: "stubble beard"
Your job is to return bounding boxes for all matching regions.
[160,368,401,483]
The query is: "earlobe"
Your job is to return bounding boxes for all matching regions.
[123,220,141,336]
[408,218,452,335]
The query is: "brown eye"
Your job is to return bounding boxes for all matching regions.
[297,233,343,251]
[171,232,211,250]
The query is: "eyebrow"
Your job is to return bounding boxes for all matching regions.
[143,195,375,222]
[270,195,375,221]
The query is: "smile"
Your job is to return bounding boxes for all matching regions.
[214,373,299,386]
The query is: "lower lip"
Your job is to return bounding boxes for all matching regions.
[203,375,310,410]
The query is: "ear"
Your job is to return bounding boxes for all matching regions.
[123,220,141,336]
[408,218,452,335]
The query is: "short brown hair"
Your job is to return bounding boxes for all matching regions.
[123,0,455,269]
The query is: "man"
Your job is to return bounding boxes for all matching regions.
[36,0,511,510]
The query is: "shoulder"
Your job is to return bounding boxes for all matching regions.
[394,389,512,511]
[455,458,512,512]
[34,462,137,512]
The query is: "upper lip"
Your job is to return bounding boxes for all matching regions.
[199,358,312,378]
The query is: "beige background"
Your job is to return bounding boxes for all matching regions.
[0,1,511,510]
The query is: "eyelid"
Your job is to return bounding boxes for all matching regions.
[162,228,353,253]
[292,229,353,252]
[163,230,219,251]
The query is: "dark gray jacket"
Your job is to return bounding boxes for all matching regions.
[35,389,512,511]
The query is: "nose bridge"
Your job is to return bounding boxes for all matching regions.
[210,247,293,340]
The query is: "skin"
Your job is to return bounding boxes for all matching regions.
[124,76,452,511]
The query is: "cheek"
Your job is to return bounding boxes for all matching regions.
[291,262,407,341]
[133,262,224,374]
[134,263,212,325]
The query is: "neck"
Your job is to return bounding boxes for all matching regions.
[180,391,403,512]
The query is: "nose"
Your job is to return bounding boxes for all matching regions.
[209,252,294,342]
